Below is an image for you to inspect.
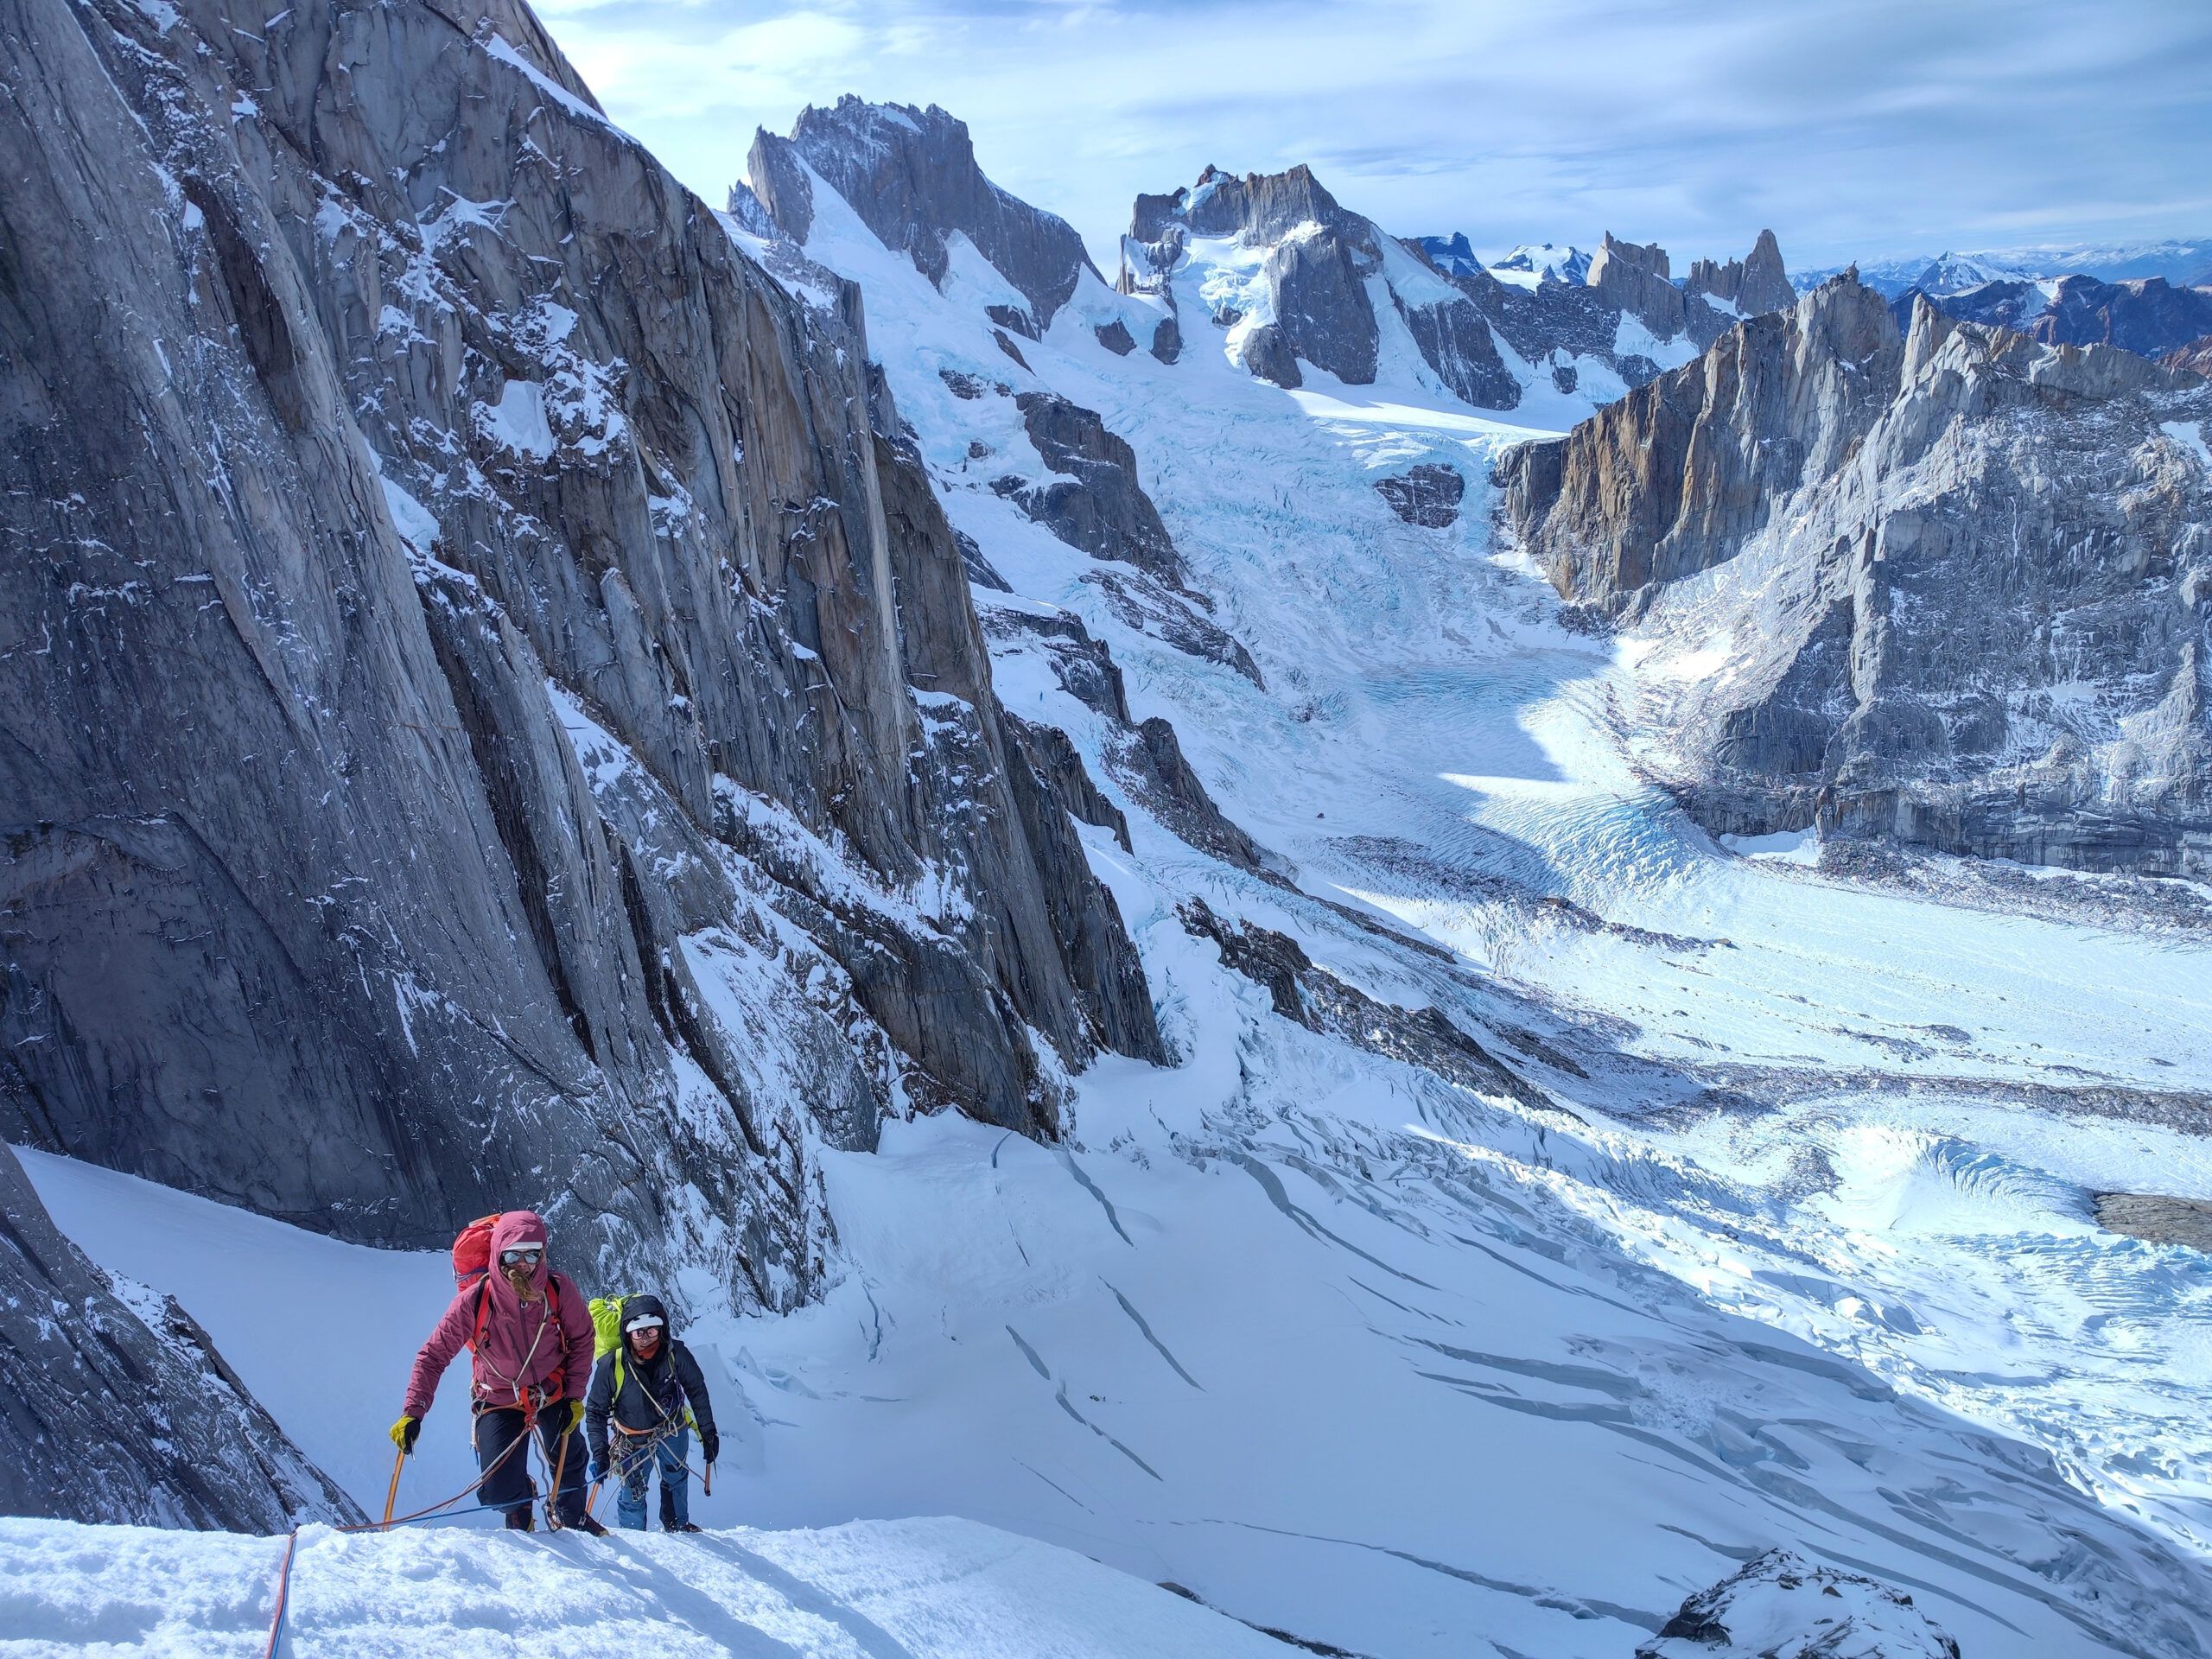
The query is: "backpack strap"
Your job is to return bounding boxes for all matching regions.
[467,1277,568,1402]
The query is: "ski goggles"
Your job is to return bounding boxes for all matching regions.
[622,1313,666,1334]
[499,1247,543,1266]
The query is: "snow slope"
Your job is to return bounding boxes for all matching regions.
[0,1514,1291,1657]
[29,1065,2211,1657]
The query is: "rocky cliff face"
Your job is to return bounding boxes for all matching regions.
[0,1146,359,1530]
[747,99,1102,335]
[1588,227,1794,347]
[1502,280,2212,874]
[1117,164,1524,404]
[739,107,1258,698]
[1901,273,2212,361]
[0,0,1161,1349]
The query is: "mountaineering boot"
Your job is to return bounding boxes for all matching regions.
[503,1510,535,1532]
[570,1513,609,1536]
[664,1521,702,1534]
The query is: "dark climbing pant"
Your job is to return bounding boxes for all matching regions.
[474,1404,588,1527]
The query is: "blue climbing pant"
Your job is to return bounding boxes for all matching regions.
[613,1427,690,1531]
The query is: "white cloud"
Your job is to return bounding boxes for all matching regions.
[537,0,2212,271]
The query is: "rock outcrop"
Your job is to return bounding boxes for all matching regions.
[2165,334,2212,378]
[1637,1548,1960,1659]
[1586,232,1689,339]
[982,607,1274,872]
[1902,273,2212,362]
[0,1146,359,1530]
[1177,900,1539,1106]
[747,99,1102,332]
[1683,228,1796,318]
[2096,1192,2212,1251]
[1502,278,2212,874]
[0,0,1163,1342]
[1375,464,1466,529]
[1000,394,1186,584]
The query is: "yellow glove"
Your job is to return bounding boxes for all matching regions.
[568,1400,586,1436]
[390,1415,420,1454]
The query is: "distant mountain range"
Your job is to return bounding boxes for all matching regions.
[1791,238,2212,297]
[1407,233,2212,365]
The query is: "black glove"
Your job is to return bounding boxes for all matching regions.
[700,1434,719,1465]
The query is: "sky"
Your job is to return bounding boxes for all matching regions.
[532,0,2212,275]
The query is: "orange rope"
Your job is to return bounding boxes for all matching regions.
[257,1529,299,1659]
[335,1414,533,1534]
[379,1448,404,1529]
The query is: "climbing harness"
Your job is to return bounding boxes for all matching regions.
[470,1283,565,1409]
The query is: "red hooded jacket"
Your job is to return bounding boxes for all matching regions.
[404,1211,593,1420]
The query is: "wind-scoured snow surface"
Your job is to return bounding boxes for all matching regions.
[0,1515,1290,1657]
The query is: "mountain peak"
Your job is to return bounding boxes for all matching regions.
[1132,162,1353,248]
[1683,226,1794,315]
[748,94,1101,327]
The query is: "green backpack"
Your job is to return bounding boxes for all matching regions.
[587,1294,693,1427]
[588,1294,630,1366]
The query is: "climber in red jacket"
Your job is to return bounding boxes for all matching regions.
[391,1210,605,1533]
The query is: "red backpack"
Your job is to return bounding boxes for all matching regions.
[453,1213,502,1296]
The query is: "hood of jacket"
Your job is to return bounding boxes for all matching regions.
[620,1294,670,1338]
[486,1211,552,1310]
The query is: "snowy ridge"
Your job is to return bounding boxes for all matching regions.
[0,1515,1291,1657]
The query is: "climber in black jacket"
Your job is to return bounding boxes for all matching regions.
[582,1294,720,1532]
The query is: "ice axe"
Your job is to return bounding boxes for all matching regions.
[381,1446,404,1529]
